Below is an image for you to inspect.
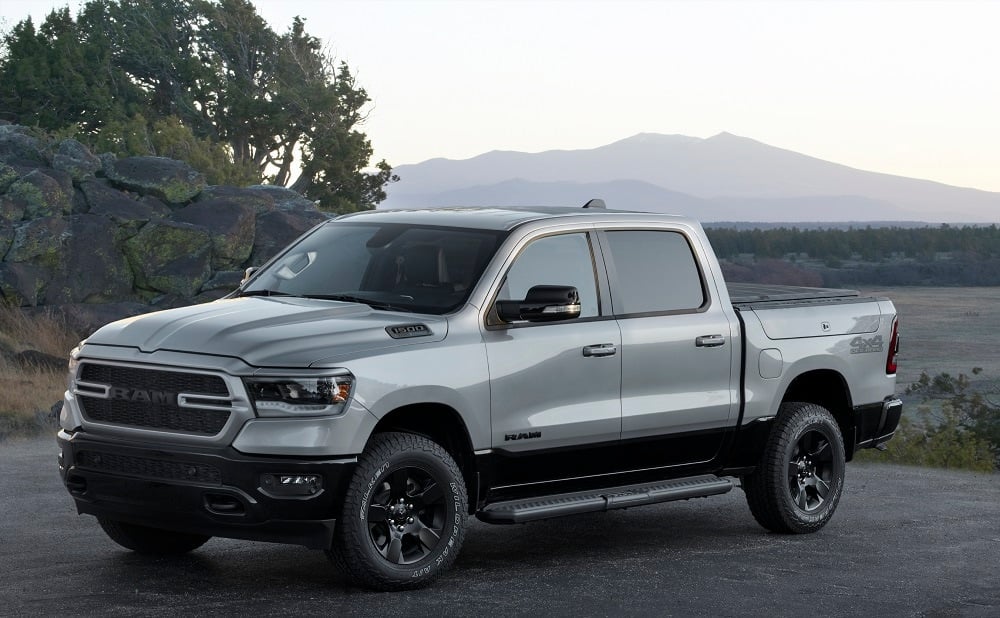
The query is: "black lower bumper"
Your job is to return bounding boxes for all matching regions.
[57,430,357,550]
[854,397,903,451]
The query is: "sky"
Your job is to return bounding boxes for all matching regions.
[3,0,999,192]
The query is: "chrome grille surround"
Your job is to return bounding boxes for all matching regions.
[74,362,239,436]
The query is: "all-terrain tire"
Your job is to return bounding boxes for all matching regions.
[327,432,467,591]
[97,518,211,554]
[744,402,846,534]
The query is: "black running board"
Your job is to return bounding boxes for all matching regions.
[476,475,734,524]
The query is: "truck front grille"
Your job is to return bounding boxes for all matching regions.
[76,363,233,435]
[77,450,222,485]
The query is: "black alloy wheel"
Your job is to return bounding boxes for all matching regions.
[787,429,836,512]
[366,466,447,565]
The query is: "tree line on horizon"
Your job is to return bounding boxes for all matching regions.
[708,225,1000,287]
[0,0,395,213]
[706,224,1000,262]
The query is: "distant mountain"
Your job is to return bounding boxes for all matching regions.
[381,133,1000,222]
[380,178,721,216]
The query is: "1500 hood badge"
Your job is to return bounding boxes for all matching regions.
[386,324,432,339]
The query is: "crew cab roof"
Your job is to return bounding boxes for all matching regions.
[336,206,697,232]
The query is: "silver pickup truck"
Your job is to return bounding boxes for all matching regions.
[57,203,902,590]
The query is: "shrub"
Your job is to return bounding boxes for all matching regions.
[857,369,999,471]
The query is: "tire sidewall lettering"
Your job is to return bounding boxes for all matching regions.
[410,479,464,578]
[359,461,391,522]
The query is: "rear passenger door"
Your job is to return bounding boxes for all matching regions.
[599,228,736,466]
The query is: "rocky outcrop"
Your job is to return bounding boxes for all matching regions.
[0,124,332,332]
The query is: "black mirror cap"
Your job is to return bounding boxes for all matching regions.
[496,285,582,323]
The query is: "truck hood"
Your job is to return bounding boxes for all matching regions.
[85,297,448,367]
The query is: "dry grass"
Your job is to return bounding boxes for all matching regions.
[0,305,81,440]
[0,305,81,359]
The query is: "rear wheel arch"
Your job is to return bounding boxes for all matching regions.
[780,369,855,459]
[369,403,478,513]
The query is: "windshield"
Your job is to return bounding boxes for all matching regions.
[242,222,507,315]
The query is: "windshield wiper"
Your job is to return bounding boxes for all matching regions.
[239,289,298,298]
[302,294,413,313]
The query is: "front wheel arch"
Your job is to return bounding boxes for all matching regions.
[370,403,478,512]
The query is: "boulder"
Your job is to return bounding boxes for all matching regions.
[0,163,18,193]
[0,125,47,167]
[43,215,134,304]
[6,216,68,268]
[0,262,47,306]
[245,185,329,223]
[5,170,71,219]
[52,138,102,182]
[0,222,12,258]
[98,152,116,175]
[13,349,67,371]
[248,209,320,266]
[0,194,25,223]
[105,156,206,204]
[71,187,89,215]
[81,179,168,237]
[196,185,276,214]
[200,270,244,292]
[172,200,256,270]
[195,270,244,304]
[138,195,172,215]
[38,167,74,198]
[124,220,212,297]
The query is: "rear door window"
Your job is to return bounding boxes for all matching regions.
[602,230,706,315]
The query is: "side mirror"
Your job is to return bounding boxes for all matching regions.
[496,285,581,323]
[241,266,258,286]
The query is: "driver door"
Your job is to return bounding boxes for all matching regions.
[482,231,622,486]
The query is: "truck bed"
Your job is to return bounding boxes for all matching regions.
[727,282,860,305]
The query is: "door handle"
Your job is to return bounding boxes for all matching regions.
[695,334,726,348]
[582,344,617,357]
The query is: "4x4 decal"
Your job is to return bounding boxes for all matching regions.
[850,334,884,354]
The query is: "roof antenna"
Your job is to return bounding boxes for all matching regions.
[582,198,606,209]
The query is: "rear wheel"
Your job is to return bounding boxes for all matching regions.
[744,402,846,534]
[97,518,210,554]
[328,432,467,591]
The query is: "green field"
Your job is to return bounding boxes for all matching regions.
[862,286,1000,392]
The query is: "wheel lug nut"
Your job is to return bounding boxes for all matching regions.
[407,517,414,524]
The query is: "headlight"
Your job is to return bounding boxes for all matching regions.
[245,374,354,417]
[66,342,84,390]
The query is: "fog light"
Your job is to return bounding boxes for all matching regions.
[260,473,322,497]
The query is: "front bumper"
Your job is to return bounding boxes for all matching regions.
[854,397,903,450]
[57,430,357,550]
